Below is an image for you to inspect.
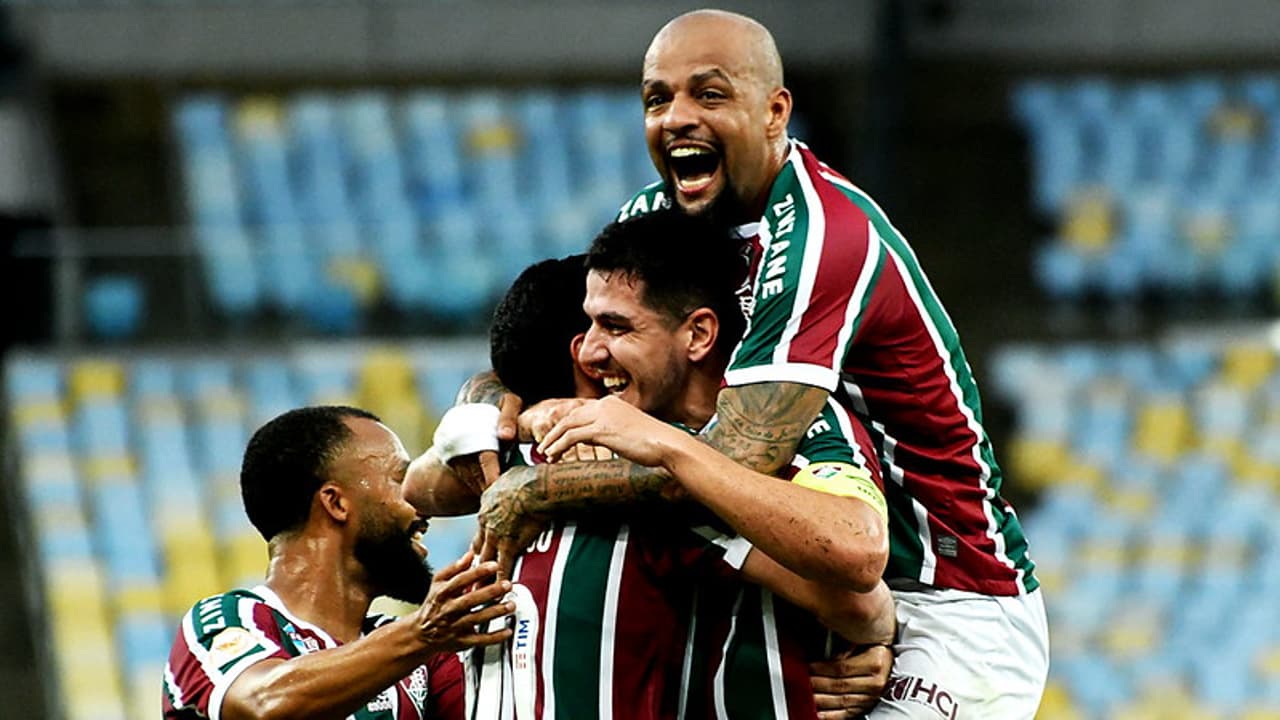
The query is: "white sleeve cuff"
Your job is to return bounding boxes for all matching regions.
[432,404,501,463]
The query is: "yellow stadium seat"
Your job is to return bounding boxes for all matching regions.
[1034,682,1083,720]
[1060,187,1115,253]
[1103,485,1155,516]
[1255,645,1280,677]
[1133,398,1194,462]
[221,531,268,588]
[1221,344,1276,390]
[1006,437,1073,490]
[115,584,167,616]
[328,257,382,306]
[13,399,66,428]
[236,96,283,137]
[359,349,416,399]
[162,525,223,613]
[82,458,137,484]
[1241,707,1280,720]
[68,359,125,401]
[1102,612,1159,659]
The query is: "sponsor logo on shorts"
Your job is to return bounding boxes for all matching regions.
[884,674,960,719]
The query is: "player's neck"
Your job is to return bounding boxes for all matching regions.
[672,370,721,431]
[263,536,375,644]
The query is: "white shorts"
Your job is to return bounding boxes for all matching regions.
[867,585,1049,720]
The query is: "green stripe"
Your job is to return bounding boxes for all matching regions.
[722,589,777,720]
[730,163,810,374]
[552,526,616,720]
[794,403,857,465]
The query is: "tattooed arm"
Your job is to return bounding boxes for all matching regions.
[478,382,841,579]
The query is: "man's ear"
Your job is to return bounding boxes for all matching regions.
[765,86,792,142]
[316,483,351,525]
[685,308,720,363]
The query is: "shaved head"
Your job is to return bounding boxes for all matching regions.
[640,9,792,220]
[646,9,784,93]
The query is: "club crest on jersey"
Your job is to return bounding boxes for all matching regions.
[366,688,395,712]
[406,666,428,706]
[207,627,255,668]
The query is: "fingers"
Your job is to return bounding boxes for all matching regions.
[477,451,503,491]
[431,549,476,585]
[454,627,515,649]
[459,599,517,627]
[497,392,523,441]
[477,531,498,569]
[436,560,501,600]
[496,538,520,584]
[538,425,590,462]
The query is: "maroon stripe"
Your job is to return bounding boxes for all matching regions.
[786,149,872,369]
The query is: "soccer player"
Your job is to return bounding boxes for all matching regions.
[414,212,894,719]
[162,406,514,720]
[482,9,1049,718]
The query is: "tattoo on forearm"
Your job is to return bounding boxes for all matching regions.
[522,460,675,516]
[706,382,828,475]
[456,370,508,406]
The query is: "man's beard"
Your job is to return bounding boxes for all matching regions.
[663,175,749,230]
[353,516,434,605]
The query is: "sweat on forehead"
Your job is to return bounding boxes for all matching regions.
[645,9,784,90]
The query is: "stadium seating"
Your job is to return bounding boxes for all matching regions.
[5,342,489,720]
[992,335,1280,718]
[1013,74,1280,303]
[174,88,657,326]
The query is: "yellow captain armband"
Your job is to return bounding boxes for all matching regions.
[791,462,888,523]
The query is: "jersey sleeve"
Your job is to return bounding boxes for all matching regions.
[162,592,290,720]
[724,156,887,392]
[616,181,670,221]
[794,398,883,486]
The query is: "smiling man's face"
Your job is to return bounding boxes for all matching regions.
[641,12,790,221]
[576,269,693,422]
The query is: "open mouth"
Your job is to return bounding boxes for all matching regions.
[668,145,722,196]
[601,374,631,396]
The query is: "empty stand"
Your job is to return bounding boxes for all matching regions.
[5,341,489,720]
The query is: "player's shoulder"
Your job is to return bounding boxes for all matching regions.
[777,141,882,224]
[616,180,670,221]
[181,587,269,630]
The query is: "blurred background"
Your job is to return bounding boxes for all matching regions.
[2,1,1279,718]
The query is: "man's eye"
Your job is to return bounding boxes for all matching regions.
[645,95,669,109]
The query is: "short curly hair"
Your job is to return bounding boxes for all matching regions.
[240,405,380,541]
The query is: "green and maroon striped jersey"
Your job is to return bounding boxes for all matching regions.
[163,585,462,720]
[679,397,883,720]
[481,398,883,720]
[618,141,1037,596]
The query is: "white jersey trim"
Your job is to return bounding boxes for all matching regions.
[598,526,630,720]
[723,362,838,392]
